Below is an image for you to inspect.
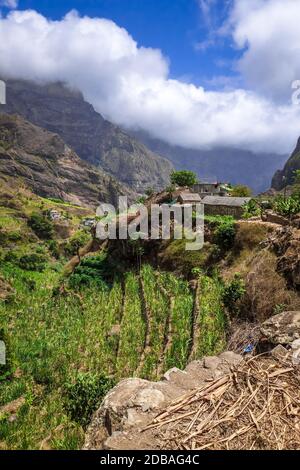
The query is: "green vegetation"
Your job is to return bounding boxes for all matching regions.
[116,273,145,377]
[159,273,194,370]
[63,230,90,257]
[230,184,252,197]
[64,372,115,428]
[27,213,54,240]
[159,238,215,277]
[170,170,197,187]
[139,265,169,379]
[222,274,246,315]
[273,195,300,217]
[68,253,112,290]
[242,199,261,219]
[194,276,227,357]
[0,186,233,450]
[0,257,231,448]
[213,218,236,250]
[18,253,48,272]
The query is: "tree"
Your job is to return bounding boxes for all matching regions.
[170,170,197,187]
[231,184,252,197]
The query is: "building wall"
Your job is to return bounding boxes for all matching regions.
[192,183,220,194]
[204,204,244,219]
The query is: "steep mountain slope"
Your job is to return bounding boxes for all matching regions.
[1,79,173,192]
[131,130,287,194]
[0,113,133,208]
[272,137,300,190]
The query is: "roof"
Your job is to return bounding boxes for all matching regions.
[202,196,251,207]
[178,192,202,202]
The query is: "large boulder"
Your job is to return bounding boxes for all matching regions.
[260,311,300,345]
[83,351,242,450]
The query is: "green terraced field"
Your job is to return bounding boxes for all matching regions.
[0,260,226,449]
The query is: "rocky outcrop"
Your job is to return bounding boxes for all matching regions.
[84,351,242,450]
[272,137,300,190]
[1,79,173,192]
[267,223,300,289]
[261,210,289,226]
[0,114,133,208]
[260,311,300,345]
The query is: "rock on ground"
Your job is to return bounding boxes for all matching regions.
[83,351,242,450]
[260,310,300,345]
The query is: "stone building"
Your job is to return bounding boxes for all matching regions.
[177,192,202,205]
[192,182,228,198]
[202,196,251,218]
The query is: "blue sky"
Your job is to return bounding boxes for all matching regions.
[4,0,239,87]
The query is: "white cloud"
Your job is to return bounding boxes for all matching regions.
[0,0,18,9]
[0,6,300,154]
[230,0,300,102]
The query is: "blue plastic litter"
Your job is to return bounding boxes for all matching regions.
[243,344,254,354]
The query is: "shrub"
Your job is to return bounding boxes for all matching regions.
[231,184,252,197]
[243,199,260,219]
[170,170,197,187]
[273,196,300,217]
[222,274,246,315]
[18,253,48,272]
[64,372,115,428]
[4,250,19,263]
[68,253,112,289]
[214,220,236,250]
[28,213,54,240]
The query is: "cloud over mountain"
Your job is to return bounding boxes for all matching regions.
[0,2,300,154]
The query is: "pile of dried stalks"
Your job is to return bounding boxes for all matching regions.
[145,353,300,450]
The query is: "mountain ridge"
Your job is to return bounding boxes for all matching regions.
[0,79,173,192]
[0,113,133,208]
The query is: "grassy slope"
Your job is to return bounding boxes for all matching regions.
[0,185,228,450]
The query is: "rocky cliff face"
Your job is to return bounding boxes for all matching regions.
[0,114,133,208]
[1,79,173,192]
[272,137,300,190]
